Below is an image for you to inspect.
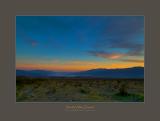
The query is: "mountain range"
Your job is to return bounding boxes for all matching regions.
[16,67,144,79]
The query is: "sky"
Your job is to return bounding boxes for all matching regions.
[16,16,144,72]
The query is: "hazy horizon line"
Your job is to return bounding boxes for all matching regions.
[16,66,144,72]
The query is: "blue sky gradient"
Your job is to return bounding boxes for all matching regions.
[16,16,144,71]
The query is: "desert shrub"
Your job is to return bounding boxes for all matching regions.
[79,87,90,94]
[118,82,128,96]
[89,82,93,87]
[46,87,56,95]
[74,82,82,87]
[44,88,56,99]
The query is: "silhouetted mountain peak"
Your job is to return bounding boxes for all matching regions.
[16,66,144,79]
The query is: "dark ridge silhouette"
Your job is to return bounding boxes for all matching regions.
[16,66,144,79]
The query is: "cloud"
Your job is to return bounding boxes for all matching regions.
[18,31,61,48]
[17,31,39,47]
[88,51,126,59]
[31,42,37,47]
[20,33,38,47]
[26,39,38,47]
[88,49,144,61]
[92,16,144,57]
[110,42,144,56]
[120,59,144,63]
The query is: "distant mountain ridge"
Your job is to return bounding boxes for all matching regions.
[75,67,144,78]
[16,67,144,79]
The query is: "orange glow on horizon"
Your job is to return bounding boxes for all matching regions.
[16,60,144,72]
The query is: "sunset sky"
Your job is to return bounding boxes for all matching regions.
[16,16,144,72]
